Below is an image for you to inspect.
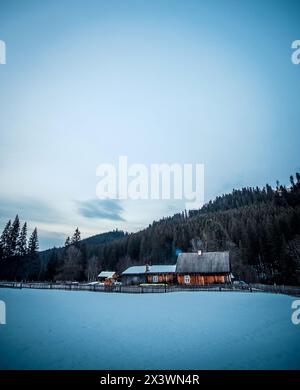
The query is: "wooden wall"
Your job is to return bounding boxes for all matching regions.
[122,274,147,286]
[122,273,230,286]
[147,274,175,284]
[104,278,115,286]
[177,274,229,285]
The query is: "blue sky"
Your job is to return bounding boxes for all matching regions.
[0,0,299,249]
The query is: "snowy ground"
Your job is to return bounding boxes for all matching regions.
[0,288,299,369]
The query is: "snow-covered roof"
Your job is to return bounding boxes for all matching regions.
[149,265,176,274]
[98,271,116,279]
[122,265,176,275]
[122,266,145,275]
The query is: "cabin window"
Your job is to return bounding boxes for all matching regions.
[184,275,190,284]
[153,275,158,283]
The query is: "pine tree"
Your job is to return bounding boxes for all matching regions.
[28,228,39,256]
[0,220,11,258]
[10,215,20,256]
[71,228,81,245]
[17,222,27,257]
[65,236,71,247]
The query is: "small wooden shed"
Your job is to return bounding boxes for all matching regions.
[98,271,117,285]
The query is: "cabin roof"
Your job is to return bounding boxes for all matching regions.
[149,265,176,274]
[122,265,176,275]
[122,266,147,275]
[98,271,116,278]
[176,251,230,274]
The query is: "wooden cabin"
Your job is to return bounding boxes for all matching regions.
[176,251,231,285]
[122,264,176,285]
[98,271,117,285]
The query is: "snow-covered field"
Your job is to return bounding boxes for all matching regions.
[0,288,299,369]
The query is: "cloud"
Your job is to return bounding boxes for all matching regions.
[77,199,125,221]
[0,195,61,224]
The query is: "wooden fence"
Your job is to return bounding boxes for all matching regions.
[0,280,299,296]
[249,283,300,297]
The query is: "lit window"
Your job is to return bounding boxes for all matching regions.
[184,275,190,284]
[153,275,158,283]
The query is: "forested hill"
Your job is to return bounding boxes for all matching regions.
[1,173,300,284]
[41,230,126,258]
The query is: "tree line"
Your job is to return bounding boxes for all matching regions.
[0,215,39,259]
[1,173,300,285]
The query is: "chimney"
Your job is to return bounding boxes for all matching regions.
[198,250,202,256]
